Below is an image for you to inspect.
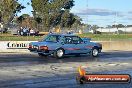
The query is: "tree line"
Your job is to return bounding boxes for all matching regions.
[0,0,82,32]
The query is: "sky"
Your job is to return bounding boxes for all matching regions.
[18,0,132,27]
[17,0,33,16]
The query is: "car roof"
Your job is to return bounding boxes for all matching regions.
[48,33,78,37]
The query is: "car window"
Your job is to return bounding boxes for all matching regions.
[64,36,83,44]
[64,36,72,44]
[72,36,81,44]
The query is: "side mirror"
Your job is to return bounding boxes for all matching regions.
[61,42,64,45]
[84,41,87,44]
[59,40,65,45]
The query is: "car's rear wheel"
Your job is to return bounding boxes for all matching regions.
[53,48,64,59]
[91,47,99,57]
[38,53,47,57]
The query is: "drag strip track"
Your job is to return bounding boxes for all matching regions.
[0,51,132,88]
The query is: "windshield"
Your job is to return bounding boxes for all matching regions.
[43,35,60,42]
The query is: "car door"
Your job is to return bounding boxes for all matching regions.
[72,36,89,53]
[62,36,75,54]
[63,36,88,54]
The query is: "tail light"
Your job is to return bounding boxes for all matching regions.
[40,46,48,50]
[29,45,32,48]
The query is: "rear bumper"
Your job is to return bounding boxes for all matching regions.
[28,48,54,55]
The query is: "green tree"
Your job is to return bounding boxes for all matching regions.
[31,0,75,31]
[91,25,99,32]
[117,24,125,28]
[0,0,25,32]
[17,14,30,25]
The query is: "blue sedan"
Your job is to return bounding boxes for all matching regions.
[28,34,102,59]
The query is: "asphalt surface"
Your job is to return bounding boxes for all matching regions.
[0,51,132,88]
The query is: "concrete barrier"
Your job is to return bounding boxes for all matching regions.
[0,41,132,53]
[98,41,132,51]
[0,41,36,53]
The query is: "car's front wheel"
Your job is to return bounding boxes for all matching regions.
[91,48,99,57]
[53,48,64,59]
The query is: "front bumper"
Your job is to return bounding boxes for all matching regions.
[98,47,102,53]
